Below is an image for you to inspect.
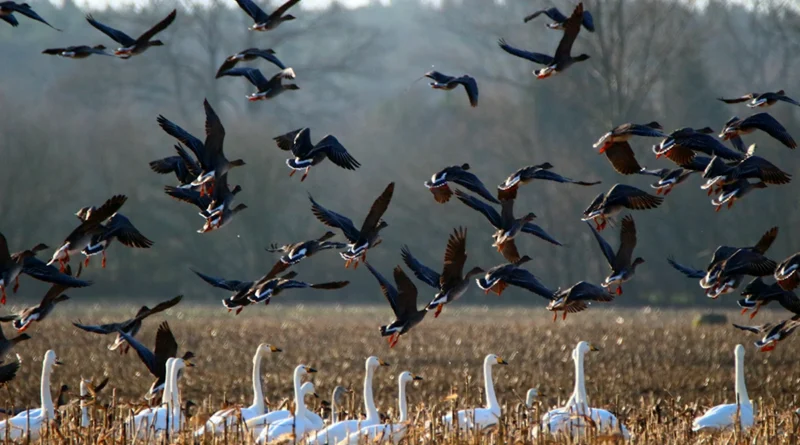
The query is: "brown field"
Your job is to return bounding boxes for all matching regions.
[3,304,800,443]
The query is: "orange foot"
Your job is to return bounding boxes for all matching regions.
[235,307,243,315]
[344,259,352,269]
[102,251,107,269]
[289,169,297,177]
[655,188,662,196]
[562,311,568,321]
[740,308,749,315]
[715,205,722,212]
[434,304,444,318]
[707,188,713,196]
[759,342,776,352]
[749,308,759,319]
[0,288,6,305]
[13,276,19,293]
[664,186,673,196]
[728,200,735,209]
[301,168,310,182]
[616,286,623,295]
[84,256,91,268]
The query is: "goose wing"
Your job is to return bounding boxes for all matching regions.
[506,268,555,300]
[553,2,583,62]
[393,267,420,319]
[586,221,616,267]
[497,38,554,65]
[134,295,183,321]
[743,113,797,149]
[220,67,269,90]
[401,246,441,289]
[454,190,502,228]
[753,226,779,255]
[440,227,467,288]
[0,361,19,385]
[604,141,644,175]
[151,322,178,378]
[606,184,663,210]
[250,48,286,69]
[164,186,209,211]
[448,169,499,204]
[102,214,153,248]
[524,7,566,23]
[454,76,478,107]
[357,182,395,239]
[72,320,120,335]
[86,15,135,46]
[273,128,303,152]
[364,262,400,317]
[5,3,58,29]
[21,257,92,288]
[270,0,301,19]
[521,223,563,246]
[423,70,455,84]
[525,168,600,186]
[666,257,705,279]
[717,93,756,104]
[312,135,361,170]
[235,0,269,23]
[190,269,252,291]
[156,115,206,165]
[135,9,176,43]
[309,195,360,243]
[614,215,637,270]
[202,99,226,167]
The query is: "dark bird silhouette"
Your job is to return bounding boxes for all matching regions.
[219,67,298,101]
[718,90,800,108]
[587,215,643,295]
[215,48,286,78]
[42,45,111,58]
[524,6,594,32]
[0,265,83,332]
[1,1,59,30]
[86,10,176,58]
[582,184,663,231]
[719,113,797,149]
[273,128,360,181]
[424,164,498,204]
[497,163,600,201]
[266,231,347,265]
[475,256,554,300]
[499,3,589,79]
[73,210,153,269]
[234,0,300,31]
[423,71,479,107]
[364,263,426,348]
[546,281,615,321]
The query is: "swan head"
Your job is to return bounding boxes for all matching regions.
[300,382,318,399]
[485,354,508,366]
[576,341,600,355]
[296,364,318,377]
[366,356,390,370]
[525,388,539,408]
[44,350,63,369]
[398,371,424,384]
[735,343,745,359]
[258,343,283,355]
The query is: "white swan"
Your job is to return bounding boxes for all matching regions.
[130,357,192,437]
[246,364,317,431]
[306,356,389,445]
[525,388,539,408]
[196,343,282,435]
[440,354,507,433]
[0,350,60,440]
[128,357,175,437]
[339,371,423,445]
[692,344,754,432]
[258,382,321,443]
[80,378,90,428]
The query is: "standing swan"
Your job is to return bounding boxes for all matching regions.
[693,344,754,432]
[306,356,390,445]
[571,342,630,439]
[258,382,320,443]
[441,354,508,433]
[246,364,317,432]
[0,350,61,440]
[340,371,423,445]
[196,343,282,435]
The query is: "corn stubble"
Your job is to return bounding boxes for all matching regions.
[2,306,800,444]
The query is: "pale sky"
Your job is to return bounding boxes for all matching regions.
[67,0,401,11]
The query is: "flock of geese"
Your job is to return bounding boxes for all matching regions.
[2,0,799,441]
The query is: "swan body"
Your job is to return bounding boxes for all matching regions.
[257,382,320,443]
[129,358,190,437]
[441,354,507,433]
[196,343,281,435]
[306,356,389,445]
[246,364,317,433]
[0,350,60,440]
[339,371,423,445]
[692,344,754,432]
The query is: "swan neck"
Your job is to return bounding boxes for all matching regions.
[484,359,498,411]
[292,368,302,415]
[331,393,339,423]
[41,359,55,419]
[573,350,588,412]
[252,349,265,411]
[161,359,173,406]
[735,352,750,405]
[80,382,89,427]
[364,365,379,421]
[170,362,182,413]
[398,379,409,422]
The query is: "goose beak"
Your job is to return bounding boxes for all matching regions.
[378,359,390,366]
[496,357,508,365]
[589,344,600,352]
[413,375,424,381]
[307,367,318,373]
[270,345,282,352]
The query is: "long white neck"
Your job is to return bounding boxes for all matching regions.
[40,359,55,420]
[291,367,303,414]
[483,359,498,412]
[80,381,89,427]
[573,349,589,413]
[331,393,339,423]
[364,366,379,421]
[161,358,174,407]
[295,389,309,418]
[398,379,409,422]
[170,361,184,427]
[251,349,265,412]
[735,349,750,406]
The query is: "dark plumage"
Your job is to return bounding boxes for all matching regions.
[75,211,153,269]
[234,0,300,31]
[213,261,288,313]
[455,190,561,263]
[118,321,194,400]
[424,164,498,204]
[546,281,615,321]
[188,100,246,196]
[587,215,643,295]
[594,121,665,153]
[0,265,82,332]
[309,182,394,269]
[423,71,479,107]
[266,231,347,265]
[581,184,663,231]
[497,163,600,201]
[149,144,201,186]
[86,10,176,58]
[164,184,242,218]
[524,6,594,31]
[718,90,800,108]
[475,256,554,300]
[701,145,791,197]
[775,253,800,292]
[402,227,484,318]
[499,3,589,79]
[733,317,800,352]
[72,295,183,354]
[738,277,800,319]
[197,174,247,233]
[0,325,29,358]
[219,67,298,102]
[364,263,426,348]
[709,179,767,212]
[215,48,286,78]
[0,1,59,30]
[653,127,744,166]
[649,167,699,195]
[720,113,797,149]
[42,45,111,58]
[274,128,360,181]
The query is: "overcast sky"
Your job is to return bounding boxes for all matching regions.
[68,0,401,10]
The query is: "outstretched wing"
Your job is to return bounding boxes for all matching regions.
[454,190,502,228]
[393,266,420,319]
[156,115,206,165]
[717,94,756,104]
[440,227,468,288]
[314,136,361,171]
[614,215,637,270]
[191,269,251,291]
[136,9,176,43]
[506,268,555,300]
[72,321,118,335]
[103,214,153,248]
[135,295,183,321]
[273,128,303,152]
[364,262,399,317]
[270,0,301,18]
[235,0,269,23]
[521,223,563,246]
[455,76,479,107]
[8,3,59,30]
[86,15,135,46]
[22,257,92,288]
[220,67,269,90]
[586,222,616,267]
[424,70,454,84]
[498,38,554,65]
[400,246,441,289]
[309,195,360,243]
[449,170,499,204]
[554,2,583,62]
[667,257,705,279]
[358,182,395,239]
